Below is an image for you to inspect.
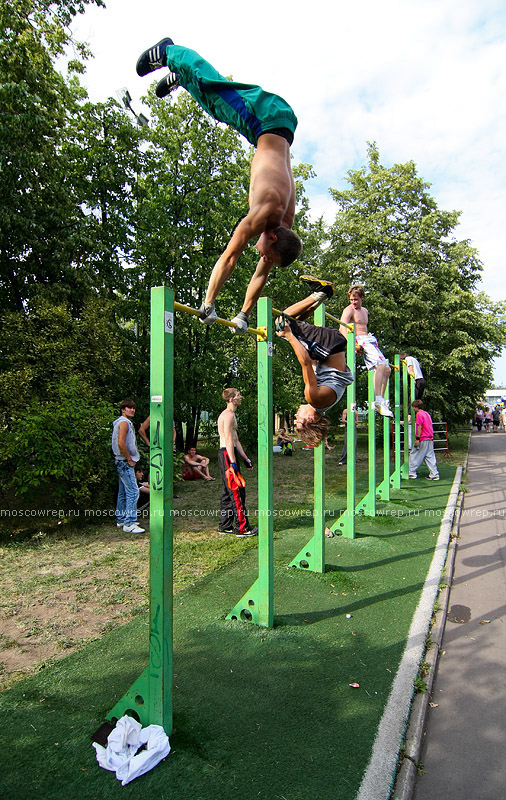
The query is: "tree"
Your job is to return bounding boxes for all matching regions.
[0,0,105,311]
[324,143,506,426]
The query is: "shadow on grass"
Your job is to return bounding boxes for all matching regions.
[0,601,413,800]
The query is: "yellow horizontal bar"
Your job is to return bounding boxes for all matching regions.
[272,306,353,332]
[174,302,267,340]
[325,312,354,332]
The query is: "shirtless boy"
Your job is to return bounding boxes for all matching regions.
[340,285,393,417]
[182,447,215,481]
[216,388,257,537]
[137,39,302,331]
[275,277,354,447]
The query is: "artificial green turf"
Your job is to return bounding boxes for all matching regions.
[0,466,458,800]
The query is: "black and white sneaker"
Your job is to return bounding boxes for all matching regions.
[218,528,234,535]
[300,275,334,300]
[156,71,180,98]
[136,38,174,77]
[236,527,258,538]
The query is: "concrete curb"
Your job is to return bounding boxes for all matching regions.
[390,469,464,800]
[356,466,463,800]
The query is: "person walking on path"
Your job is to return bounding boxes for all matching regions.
[475,407,484,432]
[111,400,145,533]
[339,285,393,417]
[217,388,257,537]
[136,38,301,330]
[400,351,426,400]
[275,277,354,448]
[492,405,501,432]
[408,399,439,480]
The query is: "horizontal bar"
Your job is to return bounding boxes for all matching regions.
[174,302,266,340]
[271,306,353,332]
[271,306,298,322]
[324,312,354,331]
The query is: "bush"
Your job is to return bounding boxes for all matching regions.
[1,378,116,510]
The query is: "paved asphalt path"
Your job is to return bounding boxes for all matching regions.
[413,429,506,800]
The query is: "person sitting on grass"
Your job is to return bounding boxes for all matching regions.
[182,447,215,481]
[275,276,354,448]
[276,427,294,455]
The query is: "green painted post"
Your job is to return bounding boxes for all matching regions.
[401,360,410,479]
[289,303,326,570]
[355,370,376,516]
[227,297,274,626]
[409,374,416,448]
[390,356,402,489]
[107,285,174,732]
[330,324,356,538]
[376,377,391,501]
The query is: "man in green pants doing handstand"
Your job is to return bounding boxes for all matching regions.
[137,38,302,331]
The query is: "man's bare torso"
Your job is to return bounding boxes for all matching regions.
[249,134,295,230]
[218,408,238,449]
[346,303,369,336]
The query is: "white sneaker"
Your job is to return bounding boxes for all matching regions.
[375,401,393,417]
[116,522,124,528]
[123,523,145,533]
[408,474,417,479]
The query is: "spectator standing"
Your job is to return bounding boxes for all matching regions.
[217,389,257,537]
[111,400,144,533]
[399,352,426,400]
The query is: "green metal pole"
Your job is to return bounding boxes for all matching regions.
[409,373,416,449]
[312,303,326,570]
[289,303,326,570]
[401,360,410,479]
[106,285,174,732]
[330,324,356,538]
[227,297,274,626]
[376,377,391,501]
[355,370,376,516]
[390,356,402,489]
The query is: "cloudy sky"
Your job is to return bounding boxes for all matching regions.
[69,0,506,382]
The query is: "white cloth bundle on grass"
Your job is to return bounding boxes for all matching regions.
[93,714,170,786]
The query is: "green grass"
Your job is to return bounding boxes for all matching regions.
[0,436,467,800]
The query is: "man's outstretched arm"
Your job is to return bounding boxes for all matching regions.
[239,257,274,316]
[204,201,275,306]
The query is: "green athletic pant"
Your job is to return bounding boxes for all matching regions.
[166,45,298,146]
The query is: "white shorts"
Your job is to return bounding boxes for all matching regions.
[356,333,388,370]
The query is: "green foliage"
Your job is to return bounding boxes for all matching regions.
[0,294,138,507]
[0,0,106,312]
[2,377,115,508]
